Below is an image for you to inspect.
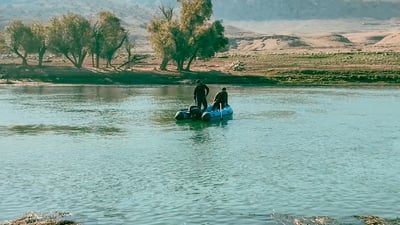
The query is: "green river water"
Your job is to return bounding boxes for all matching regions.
[0,85,399,225]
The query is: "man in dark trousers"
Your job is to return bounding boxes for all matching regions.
[194,79,210,112]
[212,87,228,111]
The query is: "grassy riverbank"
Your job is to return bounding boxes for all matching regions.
[1,52,400,86]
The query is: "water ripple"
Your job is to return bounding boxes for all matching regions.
[1,86,400,224]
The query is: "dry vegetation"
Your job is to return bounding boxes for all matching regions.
[2,19,400,86]
[2,49,400,86]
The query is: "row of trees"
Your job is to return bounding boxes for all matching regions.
[2,11,128,69]
[1,0,228,72]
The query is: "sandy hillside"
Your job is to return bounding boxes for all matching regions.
[224,19,400,53]
[227,32,400,53]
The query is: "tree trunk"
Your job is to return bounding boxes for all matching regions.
[91,54,95,67]
[13,48,28,66]
[104,35,127,68]
[185,55,196,71]
[64,51,86,68]
[22,52,28,66]
[160,57,169,70]
[185,48,198,71]
[21,58,28,66]
[176,59,184,71]
[95,53,100,68]
[38,47,46,67]
[106,57,114,69]
[77,51,87,68]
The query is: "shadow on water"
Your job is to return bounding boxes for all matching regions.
[0,124,124,136]
[175,116,233,144]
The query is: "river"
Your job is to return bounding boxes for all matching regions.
[0,85,399,225]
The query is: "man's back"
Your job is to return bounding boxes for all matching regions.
[215,91,227,103]
[194,84,209,98]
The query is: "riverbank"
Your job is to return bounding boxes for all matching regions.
[2,65,400,87]
[0,64,277,86]
[1,52,400,87]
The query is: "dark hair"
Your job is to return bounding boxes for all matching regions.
[222,87,226,91]
[196,79,201,84]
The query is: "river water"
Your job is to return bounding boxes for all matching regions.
[0,85,399,225]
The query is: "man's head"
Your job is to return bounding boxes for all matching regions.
[196,79,201,84]
[222,87,226,91]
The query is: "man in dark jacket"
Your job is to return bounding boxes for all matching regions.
[194,79,210,111]
[212,87,228,111]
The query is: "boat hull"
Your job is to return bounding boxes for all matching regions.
[175,105,233,122]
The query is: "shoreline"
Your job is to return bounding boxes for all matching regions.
[2,51,400,87]
[1,64,400,87]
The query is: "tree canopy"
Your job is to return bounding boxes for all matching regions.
[30,23,48,66]
[147,6,178,70]
[91,11,127,68]
[148,0,228,71]
[0,33,7,52]
[5,20,37,65]
[47,13,92,68]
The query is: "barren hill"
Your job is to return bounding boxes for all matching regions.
[1,0,400,54]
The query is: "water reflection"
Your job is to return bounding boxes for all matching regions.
[175,120,212,144]
[175,119,232,144]
[13,85,142,102]
[155,85,192,100]
[1,124,124,136]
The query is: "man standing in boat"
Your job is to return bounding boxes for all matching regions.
[212,87,228,111]
[194,79,210,112]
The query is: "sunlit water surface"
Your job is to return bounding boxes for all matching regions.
[0,85,399,225]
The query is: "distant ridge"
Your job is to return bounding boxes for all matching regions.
[0,0,155,32]
[1,0,400,24]
[1,0,400,53]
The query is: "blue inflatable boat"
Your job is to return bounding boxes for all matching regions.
[175,105,233,122]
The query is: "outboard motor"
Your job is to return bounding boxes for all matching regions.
[189,106,202,120]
